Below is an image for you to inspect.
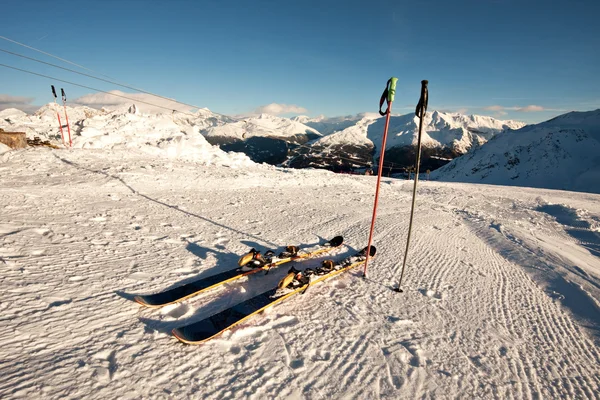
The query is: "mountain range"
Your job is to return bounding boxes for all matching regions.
[1,104,524,172]
[432,109,600,194]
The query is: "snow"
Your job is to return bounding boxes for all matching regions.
[1,144,599,398]
[0,142,11,154]
[292,114,376,135]
[433,109,600,194]
[310,114,379,147]
[0,103,254,168]
[294,111,526,157]
[204,113,320,140]
[366,111,526,156]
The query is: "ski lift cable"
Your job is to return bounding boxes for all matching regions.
[0,48,208,114]
[0,37,408,156]
[0,63,353,156]
[3,63,409,173]
[0,36,405,150]
[0,36,237,120]
[0,63,201,116]
[0,35,116,80]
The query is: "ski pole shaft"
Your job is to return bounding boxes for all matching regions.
[395,80,428,292]
[61,88,72,147]
[51,85,66,146]
[363,77,397,277]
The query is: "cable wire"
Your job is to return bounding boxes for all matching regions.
[1,55,408,170]
[0,47,207,113]
[0,35,115,79]
[0,63,201,116]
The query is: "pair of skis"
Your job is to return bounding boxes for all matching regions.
[134,236,344,308]
[51,85,72,147]
[135,236,376,344]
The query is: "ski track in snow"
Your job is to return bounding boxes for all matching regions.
[1,148,600,399]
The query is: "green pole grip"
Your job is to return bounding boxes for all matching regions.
[388,77,398,102]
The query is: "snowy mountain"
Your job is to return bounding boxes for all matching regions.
[287,111,525,172]
[285,114,379,170]
[432,109,600,194]
[291,113,372,135]
[202,113,321,164]
[1,103,524,172]
[0,103,253,168]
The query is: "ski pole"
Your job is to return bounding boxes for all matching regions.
[363,77,397,278]
[395,80,428,293]
[51,85,66,146]
[61,88,72,147]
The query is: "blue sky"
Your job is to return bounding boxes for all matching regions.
[1,0,599,123]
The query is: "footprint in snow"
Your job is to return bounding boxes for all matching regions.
[127,272,152,281]
[33,228,52,237]
[68,276,87,282]
[91,349,117,383]
[170,268,198,275]
[45,297,73,308]
[289,359,305,370]
[419,288,446,300]
[214,237,230,247]
[160,303,191,319]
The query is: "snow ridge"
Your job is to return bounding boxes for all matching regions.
[432,109,600,194]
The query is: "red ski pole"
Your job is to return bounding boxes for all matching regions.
[51,85,66,146]
[61,88,72,147]
[363,77,397,278]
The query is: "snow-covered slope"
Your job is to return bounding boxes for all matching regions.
[292,113,374,135]
[285,115,379,170]
[2,104,525,171]
[366,111,525,155]
[1,148,599,398]
[288,111,524,171]
[0,103,254,167]
[432,109,600,194]
[204,113,320,142]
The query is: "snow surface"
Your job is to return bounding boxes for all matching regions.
[0,103,254,168]
[204,113,320,141]
[433,109,600,194]
[366,111,526,157]
[295,111,525,156]
[1,104,525,166]
[292,114,376,136]
[1,146,599,399]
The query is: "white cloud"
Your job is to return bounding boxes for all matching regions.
[484,104,548,113]
[516,105,545,112]
[73,90,194,114]
[253,103,308,115]
[0,94,38,113]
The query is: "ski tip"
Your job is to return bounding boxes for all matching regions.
[133,296,148,306]
[327,236,344,247]
[172,328,186,343]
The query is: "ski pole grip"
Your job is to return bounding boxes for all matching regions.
[51,85,57,98]
[61,88,66,102]
[388,77,398,103]
[415,80,428,118]
[379,77,398,116]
